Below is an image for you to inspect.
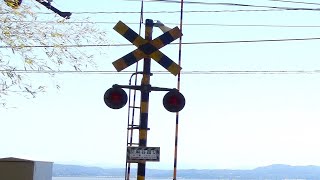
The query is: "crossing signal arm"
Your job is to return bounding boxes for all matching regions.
[104,84,185,112]
[35,0,71,19]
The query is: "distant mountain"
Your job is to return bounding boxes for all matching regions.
[53,163,320,179]
[252,164,320,179]
[53,164,124,177]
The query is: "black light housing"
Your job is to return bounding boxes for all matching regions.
[104,87,128,109]
[163,90,185,113]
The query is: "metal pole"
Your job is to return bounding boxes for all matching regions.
[137,19,153,180]
[173,1,185,179]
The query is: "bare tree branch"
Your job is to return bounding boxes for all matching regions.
[0,2,109,106]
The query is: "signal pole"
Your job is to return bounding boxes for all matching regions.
[137,19,153,180]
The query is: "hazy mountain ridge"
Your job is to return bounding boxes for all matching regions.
[53,164,320,179]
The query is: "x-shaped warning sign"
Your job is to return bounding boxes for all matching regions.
[112,21,182,76]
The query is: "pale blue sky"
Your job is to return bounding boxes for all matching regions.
[1,0,320,170]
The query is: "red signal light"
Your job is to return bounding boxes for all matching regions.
[104,87,128,109]
[163,90,185,112]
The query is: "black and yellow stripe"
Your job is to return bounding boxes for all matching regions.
[112,49,146,72]
[113,21,147,47]
[136,19,154,180]
[149,27,182,50]
[149,26,182,75]
[113,21,183,76]
[150,50,182,76]
[113,21,147,72]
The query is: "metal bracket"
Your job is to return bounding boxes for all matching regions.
[35,0,72,19]
[113,84,175,92]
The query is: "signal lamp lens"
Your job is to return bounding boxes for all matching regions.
[104,87,128,109]
[163,90,185,112]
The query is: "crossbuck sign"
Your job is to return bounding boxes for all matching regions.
[112,21,183,76]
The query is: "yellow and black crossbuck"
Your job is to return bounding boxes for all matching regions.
[113,21,183,76]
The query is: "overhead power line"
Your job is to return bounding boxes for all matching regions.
[2,1,320,16]
[4,1,316,15]
[2,37,320,49]
[4,20,320,28]
[181,37,320,44]
[125,0,320,11]
[1,70,320,75]
[3,7,320,16]
[268,0,320,6]
[0,9,304,15]
[69,9,286,14]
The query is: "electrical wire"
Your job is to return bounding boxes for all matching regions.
[0,9,286,16]
[1,70,320,75]
[267,0,320,6]
[180,37,320,44]
[5,20,320,28]
[0,9,280,15]
[69,9,286,13]
[2,37,320,49]
[184,23,320,28]
[0,9,299,15]
[4,2,320,15]
[124,0,320,11]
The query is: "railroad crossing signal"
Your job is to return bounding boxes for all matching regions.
[104,87,128,109]
[163,90,185,112]
[105,19,185,180]
[112,21,182,76]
